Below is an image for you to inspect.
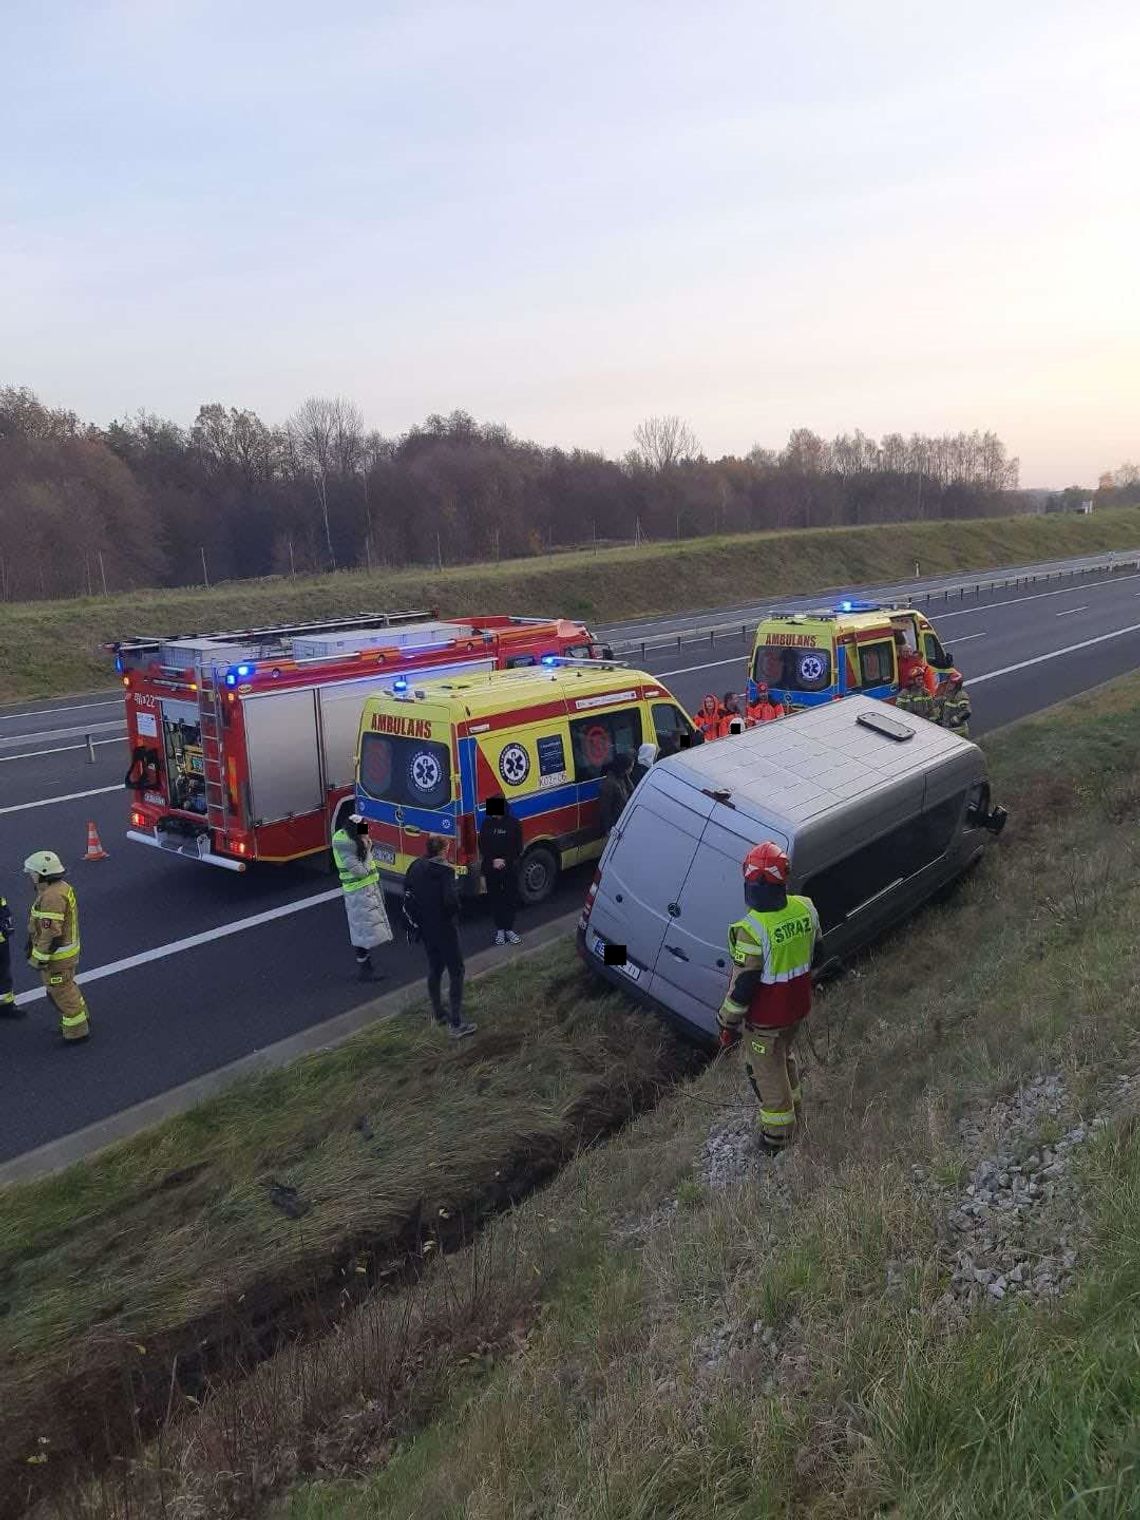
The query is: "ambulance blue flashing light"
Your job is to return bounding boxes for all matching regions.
[394,678,408,692]
[541,655,558,665]
[837,598,881,614]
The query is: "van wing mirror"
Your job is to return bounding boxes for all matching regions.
[982,803,1008,836]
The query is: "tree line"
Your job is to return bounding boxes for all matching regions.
[0,385,1027,601]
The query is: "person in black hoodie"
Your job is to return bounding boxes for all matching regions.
[404,835,477,1039]
[479,795,524,946]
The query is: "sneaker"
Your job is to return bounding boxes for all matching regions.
[505,930,522,945]
[493,930,506,946]
[449,1021,477,1040]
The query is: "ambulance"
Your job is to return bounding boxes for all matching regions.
[354,663,699,903]
[747,599,958,711]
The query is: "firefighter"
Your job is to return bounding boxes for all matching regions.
[332,816,393,980]
[695,693,721,741]
[746,682,786,726]
[717,842,819,1153]
[939,673,972,738]
[1,889,17,1016]
[897,666,934,721]
[24,851,90,1044]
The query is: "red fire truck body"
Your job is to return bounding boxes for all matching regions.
[111,611,604,871]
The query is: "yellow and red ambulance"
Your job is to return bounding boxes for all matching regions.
[354,663,697,902]
[748,599,958,711]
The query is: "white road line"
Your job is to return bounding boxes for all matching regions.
[1055,606,1088,617]
[971,621,1140,686]
[937,573,1140,620]
[0,784,123,816]
[0,737,125,764]
[949,631,987,643]
[0,699,121,723]
[656,656,744,677]
[13,889,343,1007]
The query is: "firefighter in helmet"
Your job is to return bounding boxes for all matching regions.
[25,850,90,1044]
[896,665,934,721]
[938,672,972,738]
[717,842,819,1152]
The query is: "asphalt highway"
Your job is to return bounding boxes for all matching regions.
[2,550,1140,1163]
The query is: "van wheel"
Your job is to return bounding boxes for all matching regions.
[518,845,558,905]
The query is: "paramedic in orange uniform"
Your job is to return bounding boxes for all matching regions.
[746,683,786,725]
[695,693,721,741]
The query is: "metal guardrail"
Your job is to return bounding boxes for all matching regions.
[609,554,1140,660]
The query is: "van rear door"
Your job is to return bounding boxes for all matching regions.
[585,780,710,985]
[357,701,457,870]
[651,814,792,1040]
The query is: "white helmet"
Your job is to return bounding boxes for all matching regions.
[24,849,65,878]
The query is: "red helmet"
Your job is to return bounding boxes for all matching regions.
[755,682,768,696]
[743,841,790,885]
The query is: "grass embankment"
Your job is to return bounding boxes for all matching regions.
[4,507,1140,699]
[0,960,692,1518]
[11,677,1140,1518]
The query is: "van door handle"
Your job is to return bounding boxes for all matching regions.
[665,945,690,962]
[404,825,422,836]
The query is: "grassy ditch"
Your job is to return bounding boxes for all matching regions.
[4,507,1140,699]
[0,955,695,1518]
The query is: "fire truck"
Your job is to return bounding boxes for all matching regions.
[110,610,607,871]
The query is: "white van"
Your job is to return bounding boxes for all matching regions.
[578,695,1006,1042]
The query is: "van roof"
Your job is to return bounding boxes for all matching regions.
[758,604,922,632]
[655,695,975,830]
[362,662,664,719]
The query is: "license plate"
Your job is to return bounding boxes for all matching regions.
[374,845,396,865]
[591,934,641,982]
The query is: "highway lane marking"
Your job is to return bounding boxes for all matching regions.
[656,656,744,677]
[971,621,1140,686]
[937,573,1140,620]
[0,737,125,764]
[12,888,343,1007]
[0,784,123,816]
[1055,606,1088,617]
[0,699,122,723]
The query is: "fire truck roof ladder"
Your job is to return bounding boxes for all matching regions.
[110,610,437,662]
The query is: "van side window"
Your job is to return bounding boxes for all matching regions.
[803,790,968,932]
[569,708,643,782]
[923,632,950,668]
[652,702,694,756]
[859,640,895,687]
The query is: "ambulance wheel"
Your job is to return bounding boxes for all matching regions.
[518,844,558,905]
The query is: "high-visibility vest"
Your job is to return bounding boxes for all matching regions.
[727,896,819,1028]
[332,830,380,893]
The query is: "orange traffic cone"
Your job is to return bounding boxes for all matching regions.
[83,821,109,862]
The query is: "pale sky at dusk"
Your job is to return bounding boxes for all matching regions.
[2,0,1137,486]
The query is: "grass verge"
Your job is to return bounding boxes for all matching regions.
[4,508,1140,699]
[0,955,693,1517]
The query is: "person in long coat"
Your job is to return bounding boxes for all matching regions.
[332,815,393,981]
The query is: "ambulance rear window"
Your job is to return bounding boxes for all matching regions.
[753,644,832,693]
[359,733,452,810]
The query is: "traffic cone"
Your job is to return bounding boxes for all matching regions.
[83,821,109,862]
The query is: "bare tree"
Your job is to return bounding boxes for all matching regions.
[286,396,364,568]
[632,415,700,472]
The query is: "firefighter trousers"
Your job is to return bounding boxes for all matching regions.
[41,963,90,1041]
[743,1022,803,1146]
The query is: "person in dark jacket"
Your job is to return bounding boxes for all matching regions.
[479,795,524,946]
[404,835,476,1039]
[0,890,17,1015]
[598,752,633,835]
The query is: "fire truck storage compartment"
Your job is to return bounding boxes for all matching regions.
[243,689,323,823]
[161,699,207,814]
[291,622,469,659]
[314,658,495,794]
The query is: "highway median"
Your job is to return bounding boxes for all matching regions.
[6,672,1140,1516]
[5,506,1140,699]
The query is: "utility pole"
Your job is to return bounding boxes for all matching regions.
[201,546,210,588]
[592,520,597,557]
[436,531,443,571]
[288,537,296,578]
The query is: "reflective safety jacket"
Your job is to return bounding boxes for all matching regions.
[897,688,934,721]
[719,896,820,1030]
[747,699,786,725]
[695,697,721,741]
[27,881,81,968]
[332,829,380,893]
[941,692,972,737]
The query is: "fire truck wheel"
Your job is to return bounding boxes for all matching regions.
[517,844,558,905]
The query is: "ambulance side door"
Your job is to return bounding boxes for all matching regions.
[569,703,644,849]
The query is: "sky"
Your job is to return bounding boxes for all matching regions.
[2,0,1138,487]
